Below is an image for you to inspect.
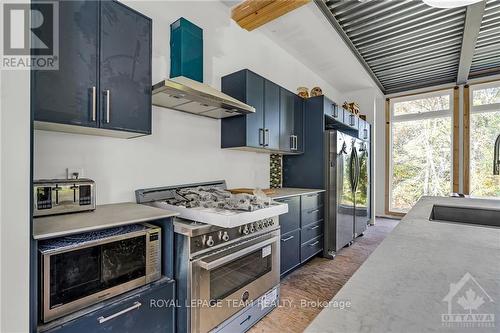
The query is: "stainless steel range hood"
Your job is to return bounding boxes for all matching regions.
[152,76,255,118]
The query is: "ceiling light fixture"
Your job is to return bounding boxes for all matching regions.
[422,0,483,8]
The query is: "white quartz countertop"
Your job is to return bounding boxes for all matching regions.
[306,196,500,333]
[33,202,179,240]
[268,188,325,199]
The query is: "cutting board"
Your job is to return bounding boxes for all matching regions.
[228,188,276,195]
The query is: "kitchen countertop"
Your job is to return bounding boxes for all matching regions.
[33,202,179,240]
[305,196,500,333]
[268,188,325,199]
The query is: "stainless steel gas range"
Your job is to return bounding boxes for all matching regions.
[136,181,287,333]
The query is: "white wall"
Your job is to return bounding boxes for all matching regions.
[34,0,342,204]
[1,70,31,332]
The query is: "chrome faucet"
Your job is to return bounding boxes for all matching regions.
[494,134,500,175]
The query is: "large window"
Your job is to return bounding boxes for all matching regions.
[388,91,454,213]
[468,83,500,198]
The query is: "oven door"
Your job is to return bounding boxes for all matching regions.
[191,231,280,333]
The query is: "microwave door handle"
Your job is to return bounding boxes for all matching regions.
[197,236,278,271]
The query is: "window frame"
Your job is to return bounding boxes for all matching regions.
[386,89,456,215]
[463,80,500,195]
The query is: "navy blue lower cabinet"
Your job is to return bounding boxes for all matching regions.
[42,279,175,333]
[276,196,300,235]
[280,229,301,276]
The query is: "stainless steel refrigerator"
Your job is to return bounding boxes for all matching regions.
[324,130,370,258]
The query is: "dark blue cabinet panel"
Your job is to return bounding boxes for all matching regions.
[32,0,152,137]
[245,71,265,148]
[221,69,304,153]
[42,279,175,333]
[264,80,280,150]
[33,0,99,128]
[294,94,304,153]
[280,229,301,276]
[276,196,300,235]
[99,1,152,134]
[279,88,294,151]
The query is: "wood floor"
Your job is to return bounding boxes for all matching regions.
[249,218,400,333]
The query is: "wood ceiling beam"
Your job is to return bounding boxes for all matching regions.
[232,0,310,31]
[456,1,486,84]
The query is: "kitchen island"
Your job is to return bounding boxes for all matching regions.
[306,196,500,333]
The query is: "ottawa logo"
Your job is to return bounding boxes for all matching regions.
[441,272,495,328]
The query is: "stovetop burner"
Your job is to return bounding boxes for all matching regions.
[165,185,272,212]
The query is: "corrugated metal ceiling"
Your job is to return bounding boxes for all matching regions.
[470,0,500,78]
[318,0,500,94]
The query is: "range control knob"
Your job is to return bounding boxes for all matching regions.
[263,220,269,228]
[206,236,214,247]
[268,218,274,226]
[249,223,255,233]
[256,222,262,230]
[222,231,229,242]
[242,226,249,235]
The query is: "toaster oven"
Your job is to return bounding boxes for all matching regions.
[33,179,96,217]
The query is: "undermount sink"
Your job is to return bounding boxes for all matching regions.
[430,205,500,228]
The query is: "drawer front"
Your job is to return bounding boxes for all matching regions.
[280,229,301,276]
[276,196,300,235]
[213,287,279,333]
[44,280,175,333]
[301,220,324,244]
[301,235,323,263]
[301,206,324,227]
[301,192,324,211]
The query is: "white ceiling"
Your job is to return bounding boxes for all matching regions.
[224,2,381,93]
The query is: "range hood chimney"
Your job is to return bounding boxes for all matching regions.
[152,18,254,119]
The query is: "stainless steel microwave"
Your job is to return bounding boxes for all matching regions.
[33,179,96,217]
[39,223,161,322]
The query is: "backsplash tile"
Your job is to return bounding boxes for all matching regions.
[270,154,282,189]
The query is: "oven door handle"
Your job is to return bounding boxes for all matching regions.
[197,236,278,271]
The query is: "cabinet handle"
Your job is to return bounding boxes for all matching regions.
[363,128,368,140]
[309,225,320,230]
[332,104,338,118]
[281,235,294,242]
[264,129,269,147]
[105,89,110,123]
[308,240,320,247]
[91,86,96,122]
[308,209,320,214]
[259,128,264,146]
[97,301,141,324]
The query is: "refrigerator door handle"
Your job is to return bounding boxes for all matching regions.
[354,148,361,192]
[349,149,356,191]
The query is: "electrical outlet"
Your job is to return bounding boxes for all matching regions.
[66,168,84,179]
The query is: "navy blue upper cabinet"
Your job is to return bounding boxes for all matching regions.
[264,80,280,150]
[33,0,152,138]
[221,69,302,153]
[279,88,304,153]
[294,95,304,152]
[32,1,99,128]
[99,1,152,134]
